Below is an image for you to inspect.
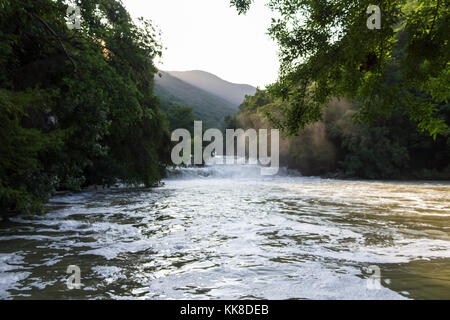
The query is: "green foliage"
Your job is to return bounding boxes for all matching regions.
[231,0,449,138]
[230,0,253,15]
[0,0,170,215]
[224,114,238,130]
[239,89,274,112]
[234,89,450,179]
[154,71,237,128]
[161,100,195,135]
[0,89,63,214]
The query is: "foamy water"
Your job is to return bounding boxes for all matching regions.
[0,162,449,299]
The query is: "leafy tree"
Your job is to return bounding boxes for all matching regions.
[224,114,238,130]
[231,0,449,138]
[161,100,195,135]
[239,89,274,112]
[0,89,63,214]
[0,0,170,214]
[234,88,450,179]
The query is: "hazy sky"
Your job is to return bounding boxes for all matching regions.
[121,0,279,88]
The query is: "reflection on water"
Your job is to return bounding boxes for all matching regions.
[0,164,449,299]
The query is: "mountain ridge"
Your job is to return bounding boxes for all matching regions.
[166,70,257,106]
[154,71,237,128]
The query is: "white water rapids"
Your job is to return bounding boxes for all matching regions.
[0,161,449,299]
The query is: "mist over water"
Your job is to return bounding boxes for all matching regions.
[0,160,449,299]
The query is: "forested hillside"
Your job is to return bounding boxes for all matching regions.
[155,71,237,128]
[0,0,170,215]
[230,89,450,179]
[167,70,256,106]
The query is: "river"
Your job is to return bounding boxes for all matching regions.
[0,162,449,299]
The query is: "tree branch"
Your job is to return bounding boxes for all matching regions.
[429,0,441,36]
[32,14,78,72]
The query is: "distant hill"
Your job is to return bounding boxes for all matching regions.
[167,70,257,106]
[154,71,237,128]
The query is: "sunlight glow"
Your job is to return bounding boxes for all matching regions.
[121,0,280,88]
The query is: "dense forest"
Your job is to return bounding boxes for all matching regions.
[0,0,171,215]
[155,70,256,129]
[155,71,237,129]
[231,0,449,138]
[228,0,449,179]
[228,89,450,179]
